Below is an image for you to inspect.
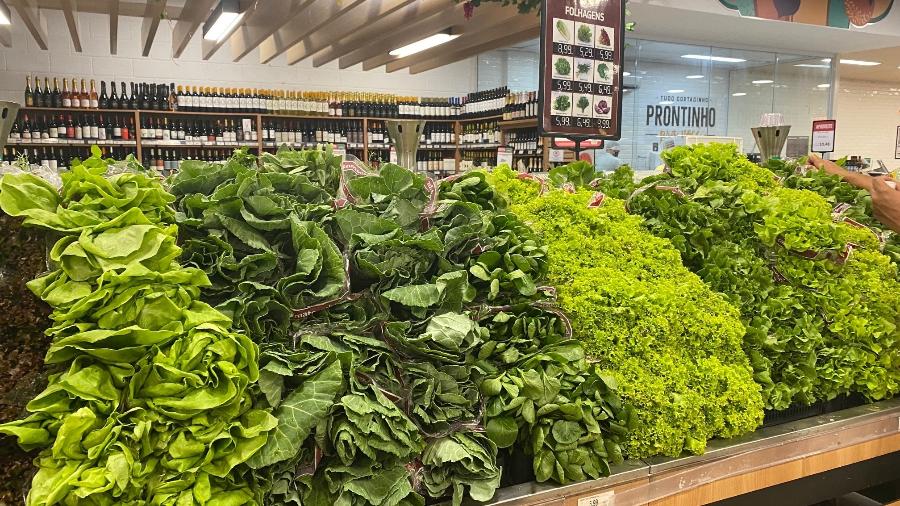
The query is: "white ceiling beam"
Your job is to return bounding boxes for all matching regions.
[410,24,538,74]
[0,25,10,48]
[140,0,167,57]
[385,7,529,73]
[258,0,365,64]
[61,0,81,52]
[230,0,312,62]
[285,0,416,65]
[12,0,49,50]
[361,3,516,71]
[312,0,450,68]
[108,0,118,54]
[171,0,215,58]
[340,5,465,71]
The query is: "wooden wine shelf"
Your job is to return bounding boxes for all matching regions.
[13,108,543,172]
[472,399,900,506]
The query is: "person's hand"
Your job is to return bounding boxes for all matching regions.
[870,176,900,234]
[807,154,842,176]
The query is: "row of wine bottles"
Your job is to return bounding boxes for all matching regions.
[140,117,257,143]
[503,91,539,121]
[3,147,136,168]
[24,77,523,119]
[24,76,174,110]
[10,114,136,141]
[507,128,545,152]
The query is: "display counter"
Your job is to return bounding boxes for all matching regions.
[470,399,900,506]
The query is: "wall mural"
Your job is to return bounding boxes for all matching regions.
[719,0,894,28]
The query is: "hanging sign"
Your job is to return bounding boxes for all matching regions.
[539,0,626,140]
[811,119,836,153]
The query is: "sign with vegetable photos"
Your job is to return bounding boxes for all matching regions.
[539,0,626,140]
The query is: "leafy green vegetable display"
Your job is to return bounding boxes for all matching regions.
[0,147,275,504]
[614,144,900,411]
[487,166,763,458]
[171,149,633,505]
[767,158,900,265]
[553,95,571,113]
[555,19,570,40]
[554,57,571,76]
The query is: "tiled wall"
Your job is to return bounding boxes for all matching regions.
[834,79,900,167]
[0,10,478,103]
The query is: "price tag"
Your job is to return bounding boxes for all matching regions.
[497,147,514,166]
[549,149,566,162]
[811,120,836,153]
[242,118,252,133]
[389,147,398,164]
[577,491,614,506]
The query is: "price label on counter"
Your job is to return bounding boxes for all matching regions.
[577,491,614,506]
[539,0,625,140]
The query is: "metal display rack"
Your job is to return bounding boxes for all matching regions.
[464,399,900,505]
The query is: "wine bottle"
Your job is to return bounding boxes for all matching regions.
[89,79,99,109]
[109,81,118,109]
[98,81,109,109]
[24,75,34,107]
[79,79,88,109]
[51,78,62,108]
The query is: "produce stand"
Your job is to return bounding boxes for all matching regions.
[474,399,900,506]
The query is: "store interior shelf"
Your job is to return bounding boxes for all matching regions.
[471,399,900,506]
[7,139,137,146]
[142,140,258,147]
[499,118,538,129]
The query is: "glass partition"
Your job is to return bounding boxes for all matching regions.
[477,38,834,169]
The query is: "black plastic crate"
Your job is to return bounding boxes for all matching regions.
[762,394,869,428]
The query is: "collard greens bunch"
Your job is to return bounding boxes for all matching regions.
[0,147,276,505]
[620,144,900,411]
[171,148,634,505]
[487,166,764,458]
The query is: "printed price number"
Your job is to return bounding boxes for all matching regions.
[597,119,612,129]
[576,81,595,94]
[552,115,572,127]
[578,45,595,59]
[577,491,614,506]
[575,117,595,128]
[597,84,613,95]
[596,49,614,62]
[553,42,574,56]
[552,79,573,92]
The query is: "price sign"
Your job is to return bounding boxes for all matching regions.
[539,0,625,140]
[811,119,836,153]
[497,147,514,166]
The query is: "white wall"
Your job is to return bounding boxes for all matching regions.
[0,10,478,103]
[834,79,900,168]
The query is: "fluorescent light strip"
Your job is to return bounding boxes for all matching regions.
[685,75,704,79]
[840,59,881,66]
[0,0,9,25]
[752,79,774,84]
[623,71,631,76]
[682,54,747,63]
[732,92,747,96]
[817,83,831,88]
[667,89,685,93]
[794,64,831,68]
[390,33,460,58]
[204,11,242,41]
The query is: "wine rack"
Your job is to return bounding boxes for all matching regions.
[6,107,540,174]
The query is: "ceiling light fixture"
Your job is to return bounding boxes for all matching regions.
[390,32,460,58]
[839,59,881,66]
[203,0,243,41]
[794,64,831,68]
[752,79,774,84]
[682,54,747,63]
[623,71,631,76]
[817,83,831,88]
[732,92,747,96]
[667,89,685,93]
[685,75,704,79]
[822,58,832,63]
[0,1,10,25]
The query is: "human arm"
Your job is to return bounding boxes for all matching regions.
[807,154,873,191]
[870,176,900,234]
